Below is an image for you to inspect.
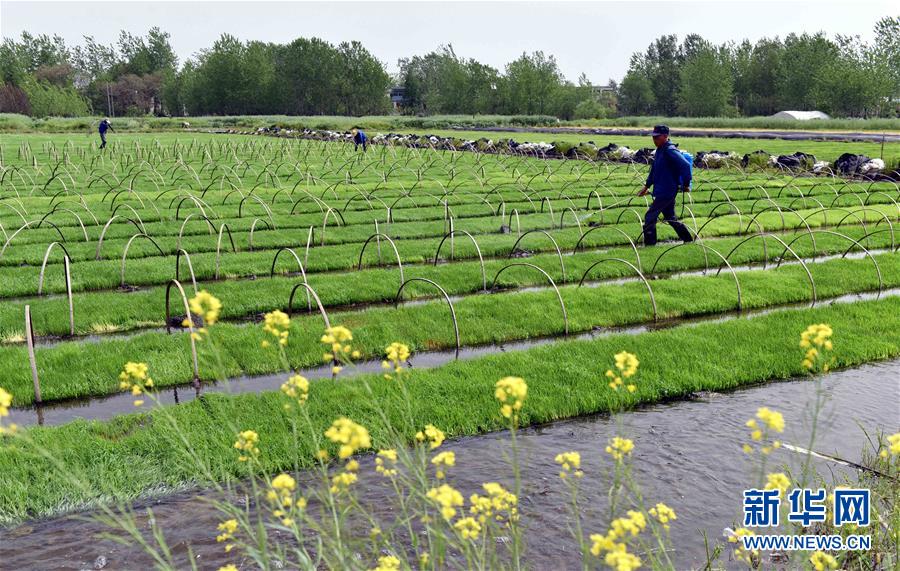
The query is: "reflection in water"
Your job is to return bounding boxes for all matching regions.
[2,361,897,570]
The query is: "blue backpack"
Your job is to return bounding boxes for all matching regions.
[671,150,693,191]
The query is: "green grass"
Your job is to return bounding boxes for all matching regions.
[2,251,897,406]
[3,113,898,133]
[2,225,893,339]
[559,115,900,132]
[2,295,898,525]
[4,202,896,299]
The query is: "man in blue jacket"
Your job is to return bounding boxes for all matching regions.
[352,128,367,152]
[637,125,693,246]
[98,118,114,149]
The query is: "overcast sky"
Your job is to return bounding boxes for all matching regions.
[2,1,896,83]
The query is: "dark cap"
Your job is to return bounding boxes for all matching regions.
[651,124,669,136]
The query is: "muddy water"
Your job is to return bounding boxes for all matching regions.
[2,361,897,570]
[8,287,900,430]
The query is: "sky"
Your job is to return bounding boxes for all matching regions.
[2,1,897,83]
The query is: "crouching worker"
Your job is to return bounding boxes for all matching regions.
[352,127,367,152]
[637,124,693,246]
[98,118,114,149]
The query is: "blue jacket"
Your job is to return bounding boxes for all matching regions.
[99,120,110,134]
[354,130,367,144]
[645,141,691,200]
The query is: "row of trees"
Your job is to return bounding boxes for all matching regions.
[0,29,390,117]
[397,46,615,119]
[620,18,900,118]
[1,17,898,118]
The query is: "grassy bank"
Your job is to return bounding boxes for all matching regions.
[560,115,900,132]
[3,113,898,134]
[2,251,897,406]
[2,295,898,525]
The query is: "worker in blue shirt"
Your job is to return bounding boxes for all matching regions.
[98,118,114,149]
[637,125,693,246]
[352,128,367,152]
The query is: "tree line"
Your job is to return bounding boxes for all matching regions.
[0,17,897,119]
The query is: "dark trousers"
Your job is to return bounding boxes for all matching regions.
[643,195,693,246]
[355,141,367,152]
[99,132,107,149]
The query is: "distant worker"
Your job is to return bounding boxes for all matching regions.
[352,127,367,152]
[637,124,693,246]
[98,118,114,150]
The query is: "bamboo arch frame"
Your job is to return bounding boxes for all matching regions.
[508,229,566,280]
[395,277,461,358]
[649,242,743,311]
[433,230,487,291]
[357,233,404,286]
[577,257,657,321]
[489,262,568,335]
[164,279,200,383]
[120,233,165,287]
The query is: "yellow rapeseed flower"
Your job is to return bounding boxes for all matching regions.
[469,482,518,524]
[589,532,621,556]
[555,451,584,479]
[375,449,398,477]
[809,551,838,571]
[188,290,222,326]
[0,387,14,435]
[371,555,401,571]
[382,342,411,377]
[764,472,791,498]
[756,407,785,433]
[800,324,834,372]
[416,424,445,449]
[218,565,238,571]
[605,548,642,571]
[324,417,371,459]
[648,503,677,530]
[262,310,291,347]
[494,376,527,419]
[431,451,455,479]
[727,528,758,565]
[0,387,12,417]
[234,429,260,462]
[215,518,238,551]
[280,374,309,405]
[426,484,464,520]
[605,436,635,461]
[606,351,639,392]
[880,432,900,458]
[330,470,358,494]
[118,362,154,407]
[454,516,482,540]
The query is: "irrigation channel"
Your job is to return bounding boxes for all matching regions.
[6,285,900,429]
[1,360,896,570]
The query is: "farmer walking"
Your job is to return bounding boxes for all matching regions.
[352,127,367,152]
[98,118,114,149]
[637,125,693,246]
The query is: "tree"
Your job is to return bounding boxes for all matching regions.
[618,54,655,115]
[777,33,838,110]
[335,41,390,116]
[504,51,564,115]
[644,35,681,115]
[732,38,783,116]
[814,34,891,117]
[678,42,734,116]
[276,38,341,115]
[871,16,900,112]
